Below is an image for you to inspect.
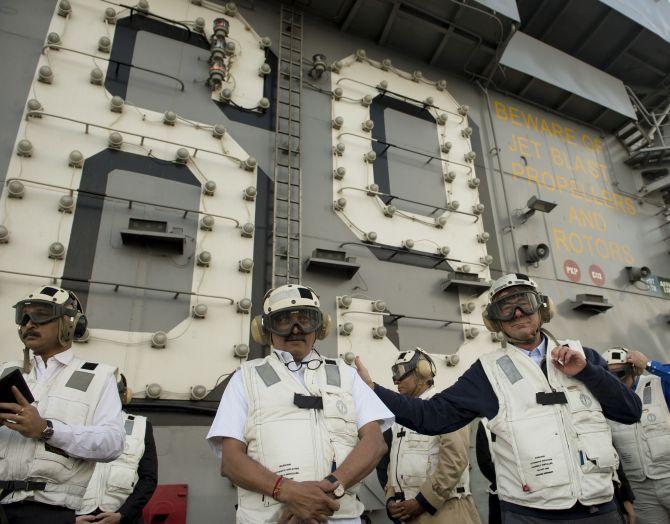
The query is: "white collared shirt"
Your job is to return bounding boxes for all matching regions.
[513,337,547,368]
[206,348,394,524]
[33,349,124,461]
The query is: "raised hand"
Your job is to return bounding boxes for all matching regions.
[354,356,374,388]
[550,346,586,377]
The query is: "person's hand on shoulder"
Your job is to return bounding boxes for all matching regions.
[355,356,374,389]
[627,351,649,372]
[550,345,586,377]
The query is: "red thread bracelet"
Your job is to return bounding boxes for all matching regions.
[272,475,284,500]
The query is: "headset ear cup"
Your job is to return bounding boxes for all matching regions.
[482,310,501,333]
[317,314,331,340]
[415,359,432,380]
[251,316,269,345]
[540,295,555,323]
[73,313,87,339]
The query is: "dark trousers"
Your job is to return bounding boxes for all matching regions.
[501,509,623,524]
[489,493,502,524]
[2,501,75,524]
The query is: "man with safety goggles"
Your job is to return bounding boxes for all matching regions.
[0,286,124,524]
[207,284,393,524]
[383,349,480,524]
[356,273,642,524]
[604,347,670,524]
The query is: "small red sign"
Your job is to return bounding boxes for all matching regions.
[589,264,605,286]
[563,260,581,282]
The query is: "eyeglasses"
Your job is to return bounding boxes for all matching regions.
[488,291,542,321]
[265,308,322,336]
[285,359,323,372]
[279,349,324,372]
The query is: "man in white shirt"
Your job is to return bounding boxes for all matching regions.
[0,286,125,524]
[207,284,394,524]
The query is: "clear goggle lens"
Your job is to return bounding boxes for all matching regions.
[14,301,63,326]
[488,291,541,321]
[391,363,414,382]
[266,308,322,336]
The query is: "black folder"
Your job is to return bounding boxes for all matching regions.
[0,369,35,405]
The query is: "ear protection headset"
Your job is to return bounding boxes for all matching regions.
[15,286,88,346]
[415,351,436,380]
[60,290,87,345]
[251,284,331,345]
[117,373,133,405]
[392,348,436,382]
[482,273,554,333]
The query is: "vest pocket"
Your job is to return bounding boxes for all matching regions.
[322,391,357,468]
[510,415,571,491]
[44,396,89,426]
[577,430,617,474]
[646,432,670,462]
[107,465,136,494]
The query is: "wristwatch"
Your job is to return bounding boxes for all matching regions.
[325,474,345,499]
[39,420,54,442]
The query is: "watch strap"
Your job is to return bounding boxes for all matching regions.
[325,474,339,484]
[39,420,54,442]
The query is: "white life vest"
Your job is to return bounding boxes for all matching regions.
[608,374,670,482]
[238,353,363,523]
[479,339,618,510]
[0,358,116,510]
[78,412,147,515]
[388,388,470,501]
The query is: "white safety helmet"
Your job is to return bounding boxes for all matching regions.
[250,284,331,344]
[14,285,87,346]
[489,273,538,300]
[262,284,321,314]
[392,348,436,382]
[602,347,629,365]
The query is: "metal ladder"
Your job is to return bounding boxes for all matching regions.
[272,5,304,286]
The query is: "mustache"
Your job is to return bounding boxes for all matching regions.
[22,330,40,339]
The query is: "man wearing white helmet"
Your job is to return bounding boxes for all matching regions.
[384,349,480,524]
[603,347,670,523]
[357,273,642,523]
[0,286,124,524]
[207,284,393,523]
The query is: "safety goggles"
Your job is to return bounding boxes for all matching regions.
[265,307,322,336]
[611,366,633,380]
[14,300,74,326]
[391,363,415,383]
[487,290,542,321]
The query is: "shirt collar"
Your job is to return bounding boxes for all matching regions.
[272,347,317,365]
[511,335,547,361]
[33,348,74,368]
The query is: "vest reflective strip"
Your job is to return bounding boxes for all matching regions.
[643,383,652,404]
[324,361,340,387]
[255,362,280,387]
[496,355,522,384]
[65,371,96,392]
